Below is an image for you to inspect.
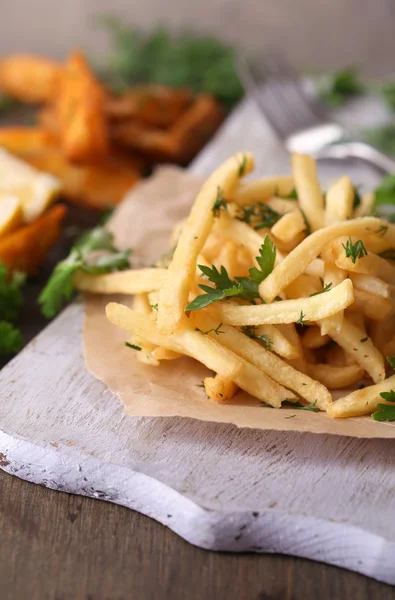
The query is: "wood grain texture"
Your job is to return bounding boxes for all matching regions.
[1,469,395,600]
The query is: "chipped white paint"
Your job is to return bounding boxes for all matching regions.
[1,97,395,585]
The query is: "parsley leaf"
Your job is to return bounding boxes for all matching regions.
[125,342,141,351]
[0,321,23,357]
[283,400,320,413]
[0,262,25,322]
[372,389,395,422]
[248,236,276,284]
[342,237,367,263]
[236,203,281,230]
[386,356,395,369]
[39,226,132,318]
[319,67,364,107]
[241,325,272,350]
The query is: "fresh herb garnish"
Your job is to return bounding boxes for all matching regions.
[196,322,225,336]
[241,325,272,350]
[212,187,227,216]
[310,278,332,297]
[342,237,367,264]
[296,311,307,326]
[125,342,141,351]
[151,303,158,311]
[282,188,298,200]
[39,226,132,318]
[386,356,395,369]
[372,390,395,422]
[0,262,25,322]
[374,174,395,206]
[319,67,364,107]
[283,400,320,413]
[360,337,368,343]
[236,202,281,230]
[186,238,276,311]
[380,83,395,112]
[238,154,247,177]
[0,321,23,357]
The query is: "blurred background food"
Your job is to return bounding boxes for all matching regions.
[2,1,395,360]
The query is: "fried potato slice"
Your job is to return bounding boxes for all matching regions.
[57,51,108,162]
[327,374,395,418]
[0,204,66,274]
[0,55,62,103]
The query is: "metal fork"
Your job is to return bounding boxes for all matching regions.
[236,53,395,174]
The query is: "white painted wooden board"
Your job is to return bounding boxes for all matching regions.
[1,97,395,586]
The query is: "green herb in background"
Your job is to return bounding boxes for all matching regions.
[374,174,395,205]
[0,321,23,357]
[380,83,395,112]
[364,125,395,158]
[95,15,244,109]
[0,262,25,357]
[39,226,132,318]
[318,67,364,107]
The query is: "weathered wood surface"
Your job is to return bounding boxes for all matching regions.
[1,97,395,586]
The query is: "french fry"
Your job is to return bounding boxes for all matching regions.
[72,268,166,294]
[0,55,62,103]
[285,274,321,298]
[0,127,58,155]
[157,152,254,334]
[106,85,192,126]
[192,313,331,408]
[327,374,395,418]
[324,176,354,225]
[292,153,324,231]
[213,212,274,264]
[271,209,306,243]
[349,273,392,299]
[319,263,347,335]
[215,279,354,326]
[306,363,364,389]
[276,323,307,373]
[266,197,298,214]
[349,288,394,321]
[0,204,66,274]
[333,248,395,286]
[57,51,108,162]
[258,217,381,302]
[303,326,330,349]
[327,316,385,383]
[204,375,238,402]
[0,195,23,238]
[152,347,181,361]
[233,176,295,206]
[256,324,300,359]
[130,294,159,367]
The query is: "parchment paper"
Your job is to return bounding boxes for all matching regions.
[84,167,395,438]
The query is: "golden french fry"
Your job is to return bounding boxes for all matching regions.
[349,288,394,321]
[327,316,385,383]
[258,217,382,302]
[285,274,321,298]
[276,323,307,374]
[192,313,331,408]
[131,294,159,367]
[256,324,300,359]
[152,347,181,360]
[157,151,255,334]
[333,247,395,286]
[0,55,62,103]
[349,273,392,299]
[266,197,298,214]
[233,176,295,206]
[325,176,354,225]
[292,153,324,231]
[0,127,58,155]
[204,375,238,402]
[327,374,395,418]
[303,326,330,349]
[215,279,354,326]
[72,268,166,294]
[319,263,347,335]
[306,363,364,389]
[271,209,306,243]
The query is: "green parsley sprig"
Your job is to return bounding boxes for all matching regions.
[342,237,367,264]
[241,325,272,350]
[283,400,320,413]
[39,226,132,318]
[372,390,395,422]
[0,262,25,358]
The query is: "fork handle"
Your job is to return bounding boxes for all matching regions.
[315,142,395,175]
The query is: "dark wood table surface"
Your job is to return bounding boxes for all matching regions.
[1,207,395,600]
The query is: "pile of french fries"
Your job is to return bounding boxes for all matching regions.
[75,151,395,419]
[0,52,224,211]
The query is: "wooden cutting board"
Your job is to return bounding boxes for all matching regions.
[1,97,394,586]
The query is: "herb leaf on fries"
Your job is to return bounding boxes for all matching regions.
[372,390,395,421]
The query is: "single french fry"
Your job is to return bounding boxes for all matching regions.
[292,153,324,231]
[0,127,58,155]
[304,258,324,278]
[353,191,375,218]
[349,272,392,299]
[334,249,395,286]
[233,176,295,206]
[327,316,385,383]
[303,326,330,349]
[57,51,108,162]
[258,217,382,302]
[271,209,306,243]
[215,279,354,326]
[276,323,307,374]
[72,268,166,294]
[348,288,394,321]
[131,294,159,367]
[204,375,238,402]
[319,263,347,335]
[266,197,297,214]
[0,204,66,274]
[256,324,300,359]
[157,152,254,334]
[306,363,364,389]
[325,176,354,225]
[0,55,62,103]
[152,347,181,360]
[192,313,331,408]
[327,374,395,418]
